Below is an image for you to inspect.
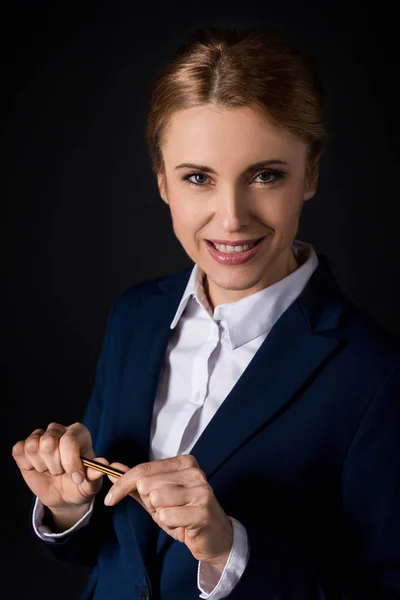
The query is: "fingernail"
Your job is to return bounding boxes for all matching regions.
[72,472,84,485]
[104,491,113,506]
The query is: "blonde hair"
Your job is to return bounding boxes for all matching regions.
[145,26,328,184]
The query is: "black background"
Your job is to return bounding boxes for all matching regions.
[3,1,400,598]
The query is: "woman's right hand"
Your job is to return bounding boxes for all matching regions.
[12,422,108,516]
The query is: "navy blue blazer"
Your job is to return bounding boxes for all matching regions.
[34,254,400,600]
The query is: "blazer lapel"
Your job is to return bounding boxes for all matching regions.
[156,255,349,554]
[114,268,193,466]
[112,268,192,586]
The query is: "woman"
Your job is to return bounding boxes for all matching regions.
[12,26,400,600]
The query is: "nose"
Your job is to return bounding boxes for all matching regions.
[218,188,251,232]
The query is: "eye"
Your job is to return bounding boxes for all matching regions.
[181,169,284,187]
[182,172,209,186]
[253,170,284,184]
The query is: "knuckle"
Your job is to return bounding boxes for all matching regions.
[188,466,207,482]
[196,468,208,483]
[134,462,150,478]
[59,437,79,468]
[47,422,63,430]
[61,430,78,445]
[25,437,40,453]
[39,435,57,452]
[136,478,145,495]
[158,507,167,523]
[202,485,213,503]
[68,422,84,432]
[136,476,150,495]
[12,441,24,456]
[181,454,197,468]
[149,489,160,507]
[31,428,45,436]
[46,423,65,435]
[62,427,75,437]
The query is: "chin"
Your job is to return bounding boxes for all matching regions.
[208,270,266,292]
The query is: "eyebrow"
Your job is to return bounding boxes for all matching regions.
[174,159,290,175]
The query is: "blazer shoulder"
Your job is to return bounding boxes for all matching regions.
[339,298,400,373]
[298,253,399,368]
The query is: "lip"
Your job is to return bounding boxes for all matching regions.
[207,237,264,245]
[205,235,267,265]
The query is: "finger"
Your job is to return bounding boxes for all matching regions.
[105,462,130,489]
[156,504,204,530]
[78,457,110,497]
[105,463,143,506]
[105,462,130,478]
[134,483,183,516]
[148,483,202,510]
[23,429,48,472]
[83,457,111,482]
[135,467,208,499]
[104,455,199,507]
[59,423,94,484]
[104,462,145,508]
[12,439,36,472]
[38,423,67,475]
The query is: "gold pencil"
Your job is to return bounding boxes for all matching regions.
[80,456,125,478]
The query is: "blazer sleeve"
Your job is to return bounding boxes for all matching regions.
[339,361,400,598]
[218,361,400,600]
[30,300,120,571]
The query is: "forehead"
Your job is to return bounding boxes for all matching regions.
[161,104,306,167]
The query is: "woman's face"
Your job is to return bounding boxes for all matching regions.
[157,103,318,308]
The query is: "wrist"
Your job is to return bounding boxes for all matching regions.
[46,502,92,533]
[207,551,230,573]
[207,516,233,572]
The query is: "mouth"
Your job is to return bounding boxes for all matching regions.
[204,235,268,265]
[206,236,266,252]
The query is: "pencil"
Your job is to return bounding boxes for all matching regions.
[80,456,126,479]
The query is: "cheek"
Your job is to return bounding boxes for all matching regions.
[260,189,304,229]
[169,197,203,241]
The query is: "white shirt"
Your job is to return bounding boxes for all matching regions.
[33,238,319,599]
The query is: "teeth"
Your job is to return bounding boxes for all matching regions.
[212,241,257,253]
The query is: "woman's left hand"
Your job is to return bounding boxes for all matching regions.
[103,454,233,571]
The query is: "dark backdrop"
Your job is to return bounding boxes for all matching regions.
[3,1,400,598]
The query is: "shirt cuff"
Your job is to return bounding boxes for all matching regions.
[32,496,94,542]
[197,516,249,599]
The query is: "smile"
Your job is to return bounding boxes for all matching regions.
[205,236,267,265]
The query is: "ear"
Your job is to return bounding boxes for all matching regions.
[157,172,169,205]
[304,164,319,201]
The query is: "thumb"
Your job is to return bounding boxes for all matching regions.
[80,457,110,496]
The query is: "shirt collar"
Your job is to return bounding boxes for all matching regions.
[170,239,319,349]
[169,262,212,329]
